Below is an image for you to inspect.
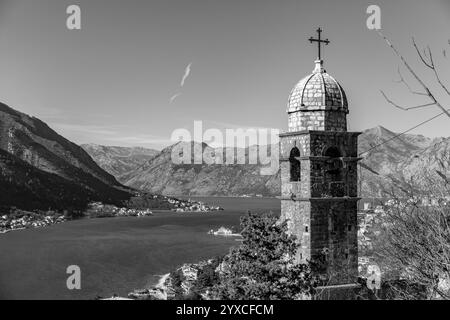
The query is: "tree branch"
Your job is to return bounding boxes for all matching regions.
[380,90,436,110]
[413,38,433,69]
[377,31,450,119]
[427,47,450,97]
[394,67,428,96]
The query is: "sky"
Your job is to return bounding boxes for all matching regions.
[0,0,449,150]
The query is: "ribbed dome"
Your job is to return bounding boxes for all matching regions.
[287,60,348,114]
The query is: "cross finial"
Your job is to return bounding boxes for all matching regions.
[309,27,330,61]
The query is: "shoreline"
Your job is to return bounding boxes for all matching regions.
[173,195,278,199]
[0,211,214,236]
[0,227,26,235]
[0,209,225,236]
[0,196,225,236]
[155,273,171,289]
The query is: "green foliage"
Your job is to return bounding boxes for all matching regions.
[196,262,219,289]
[210,213,316,300]
[171,269,186,300]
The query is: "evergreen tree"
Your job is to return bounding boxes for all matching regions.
[210,213,317,300]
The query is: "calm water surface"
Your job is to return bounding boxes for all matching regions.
[0,197,279,300]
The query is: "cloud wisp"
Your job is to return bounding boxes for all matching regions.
[169,93,182,104]
[169,62,192,104]
[180,63,192,87]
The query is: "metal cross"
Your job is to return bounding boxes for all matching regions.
[309,27,330,60]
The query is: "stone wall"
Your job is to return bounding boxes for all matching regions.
[309,131,359,157]
[280,131,360,199]
[310,199,359,285]
[288,110,347,132]
[280,199,311,263]
[310,159,358,198]
[324,110,347,131]
[279,130,360,290]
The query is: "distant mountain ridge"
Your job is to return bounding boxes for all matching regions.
[118,142,280,197]
[84,126,449,198]
[80,144,159,178]
[358,126,435,173]
[358,126,448,197]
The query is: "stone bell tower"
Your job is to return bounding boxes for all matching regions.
[279,28,361,299]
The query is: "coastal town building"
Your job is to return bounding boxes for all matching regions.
[279,28,361,299]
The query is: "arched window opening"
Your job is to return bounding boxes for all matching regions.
[323,146,343,182]
[289,147,301,182]
[322,146,345,197]
[323,146,342,158]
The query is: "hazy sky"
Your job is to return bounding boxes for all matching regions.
[0,0,449,149]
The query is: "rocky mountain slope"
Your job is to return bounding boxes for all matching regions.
[0,103,121,186]
[358,126,433,174]
[358,126,448,197]
[80,144,159,178]
[401,137,450,180]
[0,149,95,211]
[382,136,450,196]
[0,102,132,210]
[84,126,449,198]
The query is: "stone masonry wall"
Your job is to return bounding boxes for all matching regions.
[288,110,347,132]
[279,131,360,288]
[280,199,311,263]
[309,131,359,157]
[310,200,359,285]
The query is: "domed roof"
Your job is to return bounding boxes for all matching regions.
[287,60,348,114]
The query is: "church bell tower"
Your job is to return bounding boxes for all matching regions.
[279,28,361,299]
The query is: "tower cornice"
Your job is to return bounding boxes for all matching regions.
[279,130,362,138]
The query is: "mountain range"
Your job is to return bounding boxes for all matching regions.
[358,126,449,197]
[80,144,159,178]
[83,126,449,198]
[119,143,281,197]
[1,100,447,210]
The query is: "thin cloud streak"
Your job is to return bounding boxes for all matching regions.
[168,63,192,104]
[180,63,192,87]
[169,93,182,104]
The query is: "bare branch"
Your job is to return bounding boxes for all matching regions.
[381,90,436,111]
[427,47,450,97]
[378,31,450,119]
[413,38,433,69]
[395,67,428,96]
